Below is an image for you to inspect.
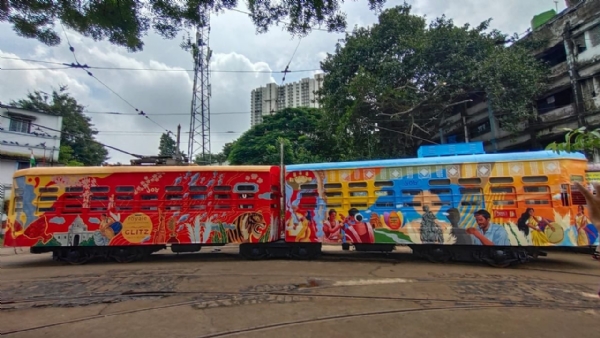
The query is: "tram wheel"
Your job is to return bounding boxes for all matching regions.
[63,249,92,265]
[112,248,145,263]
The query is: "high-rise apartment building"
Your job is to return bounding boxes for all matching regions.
[250,73,324,126]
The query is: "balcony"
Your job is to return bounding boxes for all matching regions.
[0,129,61,161]
[538,103,576,123]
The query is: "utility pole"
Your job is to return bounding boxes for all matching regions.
[188,4,212,165]
[175,124,182,162]
[563,21,587,127]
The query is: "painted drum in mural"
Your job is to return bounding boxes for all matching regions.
[285,151,598,248]
[3,165,283,248]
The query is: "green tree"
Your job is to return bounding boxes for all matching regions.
[1,0,386,52]
[546,126,600,160]
[228,107,335,165]
[158,132,177,157]
[194,152,226,165]
[319,3,548,160]
[57,145,85,166]
[12,86,109,166]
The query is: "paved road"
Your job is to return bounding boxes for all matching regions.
[1,246,599,338]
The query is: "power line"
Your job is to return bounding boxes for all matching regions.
[0,114,143,158]
[56,27,175,136]
[0,56,321,73]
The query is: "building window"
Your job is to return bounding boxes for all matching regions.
[9,118,31,133]
[590,25,600,47]
[17,161,30,170]
[469,120,491,138]
[574,34,587,54]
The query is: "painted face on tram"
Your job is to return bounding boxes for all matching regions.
[474,214,489,228]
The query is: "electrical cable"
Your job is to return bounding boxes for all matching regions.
[0,114,144,158]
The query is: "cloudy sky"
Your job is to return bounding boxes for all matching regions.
[0,0,561,163]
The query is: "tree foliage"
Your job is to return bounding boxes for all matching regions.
[546,127,600,154]
[1,0,386,52]
[12,86,109,166]
[227,107,335,165]
[319,3,548,160]
[194,152,227,165]
[158,132,177,157]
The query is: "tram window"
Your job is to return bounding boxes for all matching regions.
[214,185,232,192]
[215,194,230,199]
[300,184,318,190]
[191,194,206,199]
[239,204,254,209]
[458,178,481,185]
[402,190,422,196]
[301,204,317,209]
[141,194,158,200]
[235,184,258,192]
[90,206,107,212]
[303,192,319,197]
[166,194,183,200]
[326,191,342,197]
[349,182,367,188]
[141,206,158,211]
[116,206,133,211]
[560,184,570,206]
[570,175,584,182]
[324,183,342,189]
[238,193,255,199]
[525,200,550,205]
[460,188,482,195]
[166,186,184,192]
[165,205,182,211]
[493,200,515,206]
[524,186,549,193]
[37,207,55,212]
[522,176,548,183]
[570,184,587,205]
[405,202,422,207]
[430,188,452,195]
[351,203,368,208]
[490,177,514,184]
[376,202,394,208]
[91,195,108,201]
[375,181,393,187]
[430,179,451,186]
[39,187,58,193]
[215,205,231,210]
[116,186,135,192]
[190,185,208,192]
[350,191,368,197]
[190,205,206,210]
[326,204,342,208]
[461,201,481,206]
[490,187,514,194]
[90,186,110,193]
[375,190,393,196]
[433,201,451,207]
[66,187,83,193]
[39,195,57,202]
[116,195,133,200]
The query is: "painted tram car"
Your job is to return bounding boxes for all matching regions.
[3,142,599,266]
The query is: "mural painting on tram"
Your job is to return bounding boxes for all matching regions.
[4,169,279,248]
[285,160,598,247]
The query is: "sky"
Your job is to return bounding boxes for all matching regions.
[0,0,564,164]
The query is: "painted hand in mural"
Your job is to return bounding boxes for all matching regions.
[575,181,600,232]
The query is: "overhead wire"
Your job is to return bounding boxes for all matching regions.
[0,114,144,158]
[58,25,174,136]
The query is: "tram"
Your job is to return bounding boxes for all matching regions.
[3,142,597,267]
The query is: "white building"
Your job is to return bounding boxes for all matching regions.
[250,73,325,126]
[0,104,63,200]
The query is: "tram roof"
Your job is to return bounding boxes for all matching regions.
[287,150,588,171]
[13,165,275,178]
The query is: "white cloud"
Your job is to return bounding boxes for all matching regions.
[0,0,562,163]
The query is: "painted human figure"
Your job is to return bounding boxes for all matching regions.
[323,209,342,242]
[419,205,443,244]
[342,208,374,244]
[466,209,510,246]
[444,208,473,245]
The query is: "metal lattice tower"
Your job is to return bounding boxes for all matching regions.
[188,5,212,164]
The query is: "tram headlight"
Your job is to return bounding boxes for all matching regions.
[355,214,363,222]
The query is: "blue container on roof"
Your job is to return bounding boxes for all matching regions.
[417,142,485,158]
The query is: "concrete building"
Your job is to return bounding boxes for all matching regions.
[0,104,63,200]
[436,0,600,153]
[250,73,324,126]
